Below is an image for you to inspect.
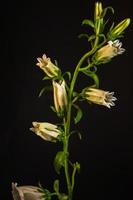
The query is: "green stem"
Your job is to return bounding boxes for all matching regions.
[63,37,99,200]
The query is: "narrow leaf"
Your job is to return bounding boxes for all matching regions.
[88,35,96,42]
[109,22,115,32]
[101,7,114,18]
[82,70,99,88]
[82,19,95,28]
[78,33,89,39]
[73,104,83,124]
[42,76,50,80]
[38,86,52,97]
[62,71,71,81]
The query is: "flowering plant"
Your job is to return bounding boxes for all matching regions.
[12,2,130,200]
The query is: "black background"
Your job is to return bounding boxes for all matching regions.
[1,0,133,199]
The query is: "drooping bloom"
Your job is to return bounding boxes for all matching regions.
[93,40,125,64]
[30,122,61,141]
[36,54,60,78]
[12,183,44,200]
[53,80,68,114]
[84,87,117,108]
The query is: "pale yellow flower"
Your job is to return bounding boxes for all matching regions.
[94,40,125,63]
[30,122,60,141]
[53,80,68,114]
[36,54,60,78]
[84,88,117,108]
[12,183,44,200]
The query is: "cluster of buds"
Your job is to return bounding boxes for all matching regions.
[93,40,125,64]
[83,87,117,108]
[12,183,44,200]
[30,122,61,142]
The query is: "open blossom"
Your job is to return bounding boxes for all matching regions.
[93,40,125,63]
[30,122,61,141]
[84,88,117,108]
[36,54,60,78]
[12,183,44,200]
[53,80,68,114]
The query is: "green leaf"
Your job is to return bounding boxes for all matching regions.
[38,86,52,97]
[73,104,83,124]
[54,151,65,174]
[62,71,71,81]
[42,76,50,80]
[82,19,95,28]
[109,22,115,32]
[53,179,59,193]
[101,6,114,18]
[78,33,89,40]
[82,69,99,88]
[70,130,82,140]
[88,35,96,42]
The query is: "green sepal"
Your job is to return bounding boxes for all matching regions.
[43,189,52,200]
[82,19,95,28]
[54,151,65,174]
[73,104,83,124]
[38,185,52,200]
[42,76,51,81]
[50,106,56,113]
[101,6,114,18]
[54,59,58,66]
[109,22,115,32]
[38,86,52,97]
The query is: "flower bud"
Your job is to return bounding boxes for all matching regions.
[36,54,60,78]
[94,2,103,20]
[84,87,117,108]
[12,183,44,200]
[108,18,130,40]
[30,122,61,141]
[93,40,125,64]
[53,80,68,114]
